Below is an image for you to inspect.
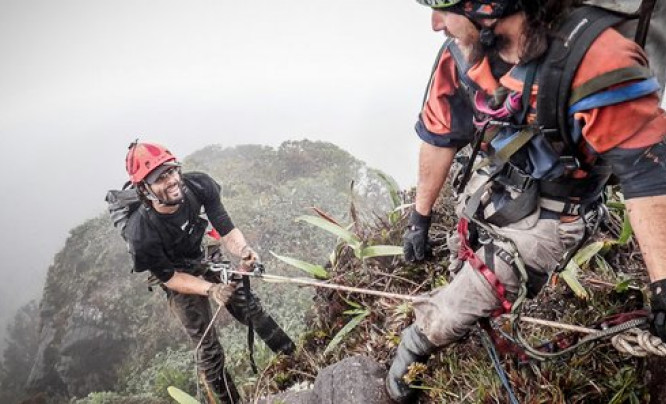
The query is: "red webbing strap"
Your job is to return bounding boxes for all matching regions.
[207,228,221,240]
[457,219,512,315]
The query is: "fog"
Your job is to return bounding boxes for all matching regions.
[0,0,444,348]
[1,1,664,353]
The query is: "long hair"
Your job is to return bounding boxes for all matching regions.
[519,0,584,62]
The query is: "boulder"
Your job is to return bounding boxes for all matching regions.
[310,355,391,404]
[257,390,313,404]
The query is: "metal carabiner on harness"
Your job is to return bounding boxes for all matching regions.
[208,261,232,284]
[252,262,266,277]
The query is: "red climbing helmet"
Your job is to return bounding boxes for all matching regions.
[125,141,179,185]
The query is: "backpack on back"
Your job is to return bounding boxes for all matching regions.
[536,1,661,162]
[105,176,205,245]
[105,183,142,240]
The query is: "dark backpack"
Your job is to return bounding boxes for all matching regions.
[105,182,142,240]
[536,1,661,163]
[105,178,203,243]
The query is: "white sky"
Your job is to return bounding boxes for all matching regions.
[0,0,443,336]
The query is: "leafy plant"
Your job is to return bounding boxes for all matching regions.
[375,170,404,225]
[559,198,636,299]
[295,215,402,260]
[323,309,370,355]
[614,206,634,246]
[270,252,330,280]
[167,386,199,404]
[561,261,590,300]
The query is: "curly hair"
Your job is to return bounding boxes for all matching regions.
[519,0,584,62]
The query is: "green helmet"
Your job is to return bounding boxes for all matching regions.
[415,0,463,8]
[416,0,521,19]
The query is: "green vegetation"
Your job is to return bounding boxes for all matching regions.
[252,185,659,403]
[2,141,663,403]
[0,140,395,403]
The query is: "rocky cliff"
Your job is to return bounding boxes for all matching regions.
[18,140,393,402]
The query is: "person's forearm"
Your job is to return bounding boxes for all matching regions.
[164,271,213,295]
[415,142,457,215]
[626,195,666,282]
[221,228,249,258]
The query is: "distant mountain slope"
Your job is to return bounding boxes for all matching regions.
[15,140,393,402]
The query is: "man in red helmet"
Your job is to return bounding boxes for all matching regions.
[123,141,295,403]
[387,0,666,402]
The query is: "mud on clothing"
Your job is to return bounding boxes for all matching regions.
[414,177,587,346]
[411,26,666,346]
[125,172,235,283]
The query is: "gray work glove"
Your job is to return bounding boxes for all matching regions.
[403,210,432,262]
[207,283,235,306]
[240,245,260,269]
[650,279,666,342]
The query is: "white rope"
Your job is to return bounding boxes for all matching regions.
[226,270,426,302]
[194,303,230,403]
[501,315,666,358]
[611,328,666,357]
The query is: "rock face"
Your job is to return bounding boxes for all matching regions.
[22,141,394,400]
[311,356,391,404]
[26,217,135,398]
[260,356,391,404]
[259,390,313,404]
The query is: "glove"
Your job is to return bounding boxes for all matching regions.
[403,210,432,262]
[207,283,235,306]
[240,245,260,269]
[650,279,666,342]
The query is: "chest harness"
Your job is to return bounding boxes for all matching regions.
[432,6,662,317]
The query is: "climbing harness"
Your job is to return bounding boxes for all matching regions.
[208,261,267,375]
[457,218,513,315]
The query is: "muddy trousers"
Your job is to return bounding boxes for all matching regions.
[168,284,295,403]
[414,211,585,347]
[387,211,586,403]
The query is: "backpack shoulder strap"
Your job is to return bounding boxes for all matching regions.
[421,39,453,109]
[421,39,481,109]
[536,6,624,148]
[568,65,653,106]
[181,175,204,220]
[635,0,657,47]
[138,177,203,251]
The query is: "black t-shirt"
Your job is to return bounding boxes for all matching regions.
[125,172,235,282]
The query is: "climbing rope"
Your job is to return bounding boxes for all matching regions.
[499,314,666,358]
[227,268,666,358]
[225,270,426,302]
[611,328,666,357]
[194,303,231,404]
[478,324,521,404]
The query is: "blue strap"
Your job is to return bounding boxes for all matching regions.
[568,77,661,115]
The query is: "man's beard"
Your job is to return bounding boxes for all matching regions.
[467,31,513,79]
[156,181,184,205]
